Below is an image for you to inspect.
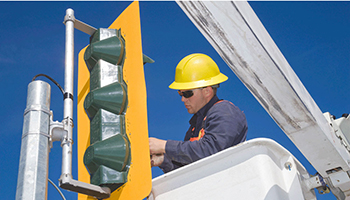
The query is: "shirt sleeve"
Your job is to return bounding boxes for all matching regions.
[159,153,185,173]
[165,101,247,165]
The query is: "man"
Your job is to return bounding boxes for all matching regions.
[149,53,248,173]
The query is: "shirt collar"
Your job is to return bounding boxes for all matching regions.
[189,95,219,125]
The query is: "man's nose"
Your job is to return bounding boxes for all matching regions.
[181,96,186,102]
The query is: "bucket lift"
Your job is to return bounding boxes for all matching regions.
[149,1,350,199]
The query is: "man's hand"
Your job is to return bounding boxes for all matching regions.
[149,137,166,155]
[150,154,164,167]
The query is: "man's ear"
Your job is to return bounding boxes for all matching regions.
[203,86,213,98]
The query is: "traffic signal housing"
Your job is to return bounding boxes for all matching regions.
[83,28,130,193]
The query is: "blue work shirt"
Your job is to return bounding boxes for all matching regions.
[160,95,248,173]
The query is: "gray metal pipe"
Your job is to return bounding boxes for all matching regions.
[16,80,51,200]
[61,8,75,180]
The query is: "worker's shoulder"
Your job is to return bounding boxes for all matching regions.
[207,100,246,124]
[214,99,237,109]
[209,99,242,114]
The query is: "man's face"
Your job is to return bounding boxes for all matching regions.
[179,88,208,114]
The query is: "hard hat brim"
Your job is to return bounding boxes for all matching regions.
[169,73,228,90]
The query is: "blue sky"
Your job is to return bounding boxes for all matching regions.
[1,1,349,200]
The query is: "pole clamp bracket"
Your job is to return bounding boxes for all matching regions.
[49,111,68,148]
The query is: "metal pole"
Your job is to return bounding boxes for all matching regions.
[61,8,74,181]
[16,81,51,200]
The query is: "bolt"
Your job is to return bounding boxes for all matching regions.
[284,162,292,171]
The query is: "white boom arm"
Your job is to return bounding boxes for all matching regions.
[177,1,350,198]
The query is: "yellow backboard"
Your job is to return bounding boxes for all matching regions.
[77,1,152,199]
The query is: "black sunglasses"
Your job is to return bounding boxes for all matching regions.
[178,90,194,98]
[177,85,218,98]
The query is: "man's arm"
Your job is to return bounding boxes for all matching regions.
[149,137,184,172]
[165,102,247,165]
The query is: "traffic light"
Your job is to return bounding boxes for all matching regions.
[77,2,153,199]
[82,28,130,192]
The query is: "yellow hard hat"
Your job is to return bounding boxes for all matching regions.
[169,53,228,90]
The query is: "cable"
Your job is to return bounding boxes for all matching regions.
[32,74,65,95]
[48,178,67,200]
